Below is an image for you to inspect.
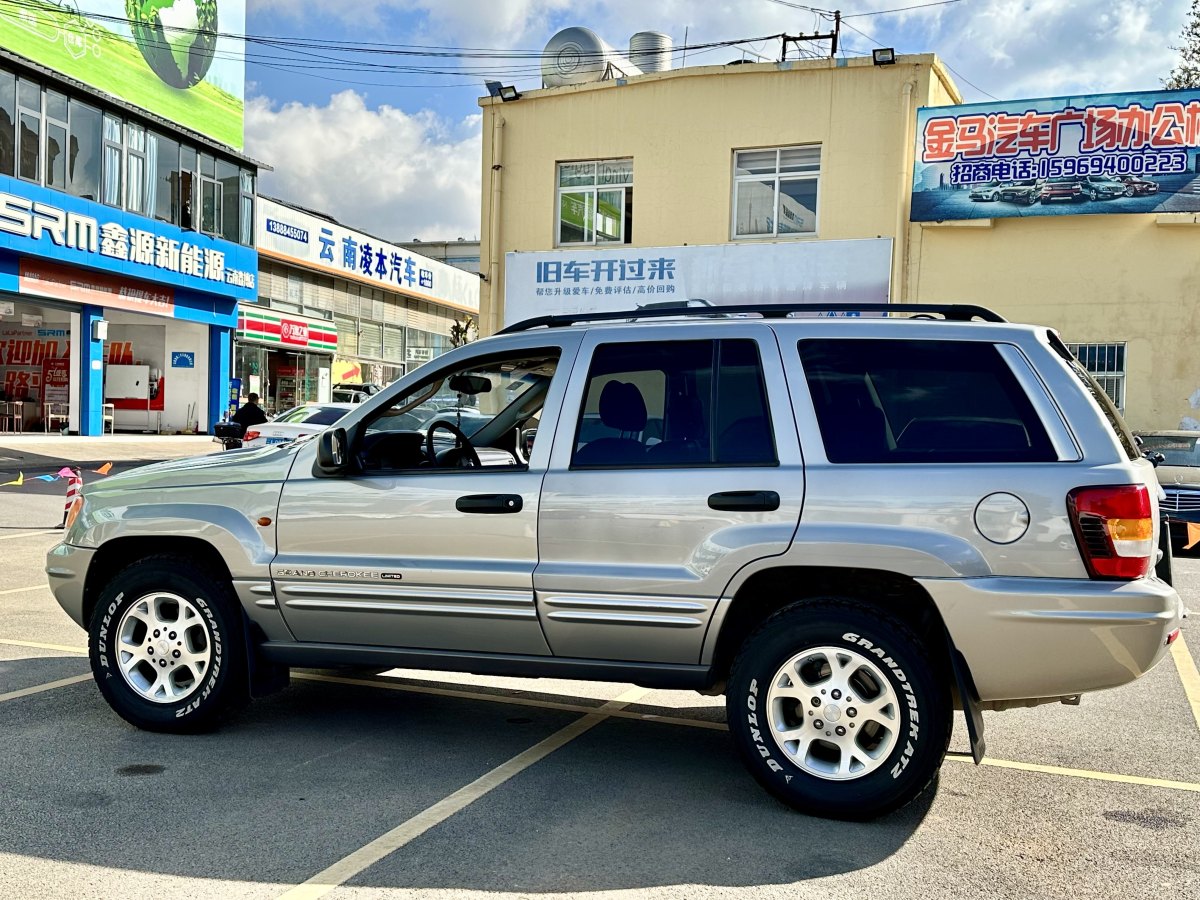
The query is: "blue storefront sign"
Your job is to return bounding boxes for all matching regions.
[911,88,1200,222]
[0,173,257,298]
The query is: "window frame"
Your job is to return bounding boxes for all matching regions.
[569,338,779,471]
[731,144,822,240]
[555,157,633,247]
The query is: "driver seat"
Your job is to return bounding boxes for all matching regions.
[573,381,648,466]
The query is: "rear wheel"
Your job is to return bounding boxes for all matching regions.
[727,598,951,820]
[89,556,246,733]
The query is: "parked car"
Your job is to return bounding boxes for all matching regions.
[1040,178,1084,202]
[241,402,355,447]
[996,179,1042,205]
[1118,176,1159,196]
[1136,430,1200,550]
[1078,176,1127,201]
[968,179,1005,201]
[332,383,383,404]
[48,302,1183,821]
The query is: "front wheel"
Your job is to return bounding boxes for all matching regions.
[89,556,246,733]
[727,599,951,820]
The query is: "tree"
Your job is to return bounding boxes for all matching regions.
[1166,0,1200,89]
[449,317,477,348]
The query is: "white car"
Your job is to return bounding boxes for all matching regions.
[242,403,355,447]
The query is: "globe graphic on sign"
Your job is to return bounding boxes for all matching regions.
[125,0,219,89]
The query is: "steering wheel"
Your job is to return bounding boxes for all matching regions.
[425,419,482,468]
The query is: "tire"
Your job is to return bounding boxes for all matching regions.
[727,598,952,820]
[89,555,247,733]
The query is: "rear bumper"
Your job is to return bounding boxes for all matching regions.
[920,575,1183,702]
[45,542,95,629]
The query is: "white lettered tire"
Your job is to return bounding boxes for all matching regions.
[89,556,246,733]
[727,598,952,819]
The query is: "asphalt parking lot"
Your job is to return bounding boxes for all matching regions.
[1,442,1198,899]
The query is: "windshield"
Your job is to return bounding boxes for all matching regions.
[1138,434,1200,467]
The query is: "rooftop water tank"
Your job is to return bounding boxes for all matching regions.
[628,31,673,73]
[542,27,643,88]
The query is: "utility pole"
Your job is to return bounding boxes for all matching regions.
[779,10,841,61]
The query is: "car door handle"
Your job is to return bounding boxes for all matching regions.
[707,491,780,512]
[456,494,524,514]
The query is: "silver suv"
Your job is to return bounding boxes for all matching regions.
[47,303,1184,820]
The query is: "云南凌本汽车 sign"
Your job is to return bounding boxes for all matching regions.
[911,87,1200,222]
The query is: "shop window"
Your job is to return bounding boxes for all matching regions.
[556,158,633,246]
[1067,342,1127,414]
[0,70,13,177]
[102,114,122,207]
[67,100,102,201]
[732,145,820,239]
[125,122,148,215]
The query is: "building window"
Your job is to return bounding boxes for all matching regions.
[125,121,148,215]
[17,78,39,182]
[0,70,13,177]
[67,99,102,201]
[199,153,220,236]
[102,114,122,207]
[44,90,68,191]
[732,145,820,239]
[1068,342,1126,413]
[239,169,255,246]
[556,158,633,245]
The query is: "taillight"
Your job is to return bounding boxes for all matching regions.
[244,430,260,441]
[1067,485,1154,580]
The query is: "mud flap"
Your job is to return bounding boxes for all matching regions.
[242,614,290,699]
[948,641,986,763]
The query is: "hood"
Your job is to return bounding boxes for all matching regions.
[1154,464,1200,488]
[85,443,301,496]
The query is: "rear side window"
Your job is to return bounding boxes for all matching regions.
[798,338,1056,464]
[572,339,776,468]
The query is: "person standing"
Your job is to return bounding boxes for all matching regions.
[231,393,269,429]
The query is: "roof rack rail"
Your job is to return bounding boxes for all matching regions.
[497,303,1007,334]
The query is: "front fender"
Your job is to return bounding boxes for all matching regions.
[75,483,283,577]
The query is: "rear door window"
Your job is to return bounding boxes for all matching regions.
[798,338,1057,463]
[572,339,776,468]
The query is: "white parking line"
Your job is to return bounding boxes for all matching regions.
[0,674,91,704]
[0,585,46,596]
[277,686,650,900]
[0,637,87,654]
[946,752,1200,793]
[0,530,59,541]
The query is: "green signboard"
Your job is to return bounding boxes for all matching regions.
[0,1,244,149]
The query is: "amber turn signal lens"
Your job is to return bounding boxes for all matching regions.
[257,516,272,527]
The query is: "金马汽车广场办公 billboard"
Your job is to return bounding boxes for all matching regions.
[0,0,244,149]
[911,88,1200,222]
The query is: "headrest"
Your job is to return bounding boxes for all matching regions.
[598,381,647,433]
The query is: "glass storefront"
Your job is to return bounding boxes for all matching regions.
[234,304,336,416]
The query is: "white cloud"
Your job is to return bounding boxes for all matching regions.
[245,91,482,241]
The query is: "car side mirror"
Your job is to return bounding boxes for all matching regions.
[315,427,350,477]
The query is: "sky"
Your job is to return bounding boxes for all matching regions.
[240,0,1197,243]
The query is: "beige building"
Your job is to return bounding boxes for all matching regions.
[478,52,1198,431]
